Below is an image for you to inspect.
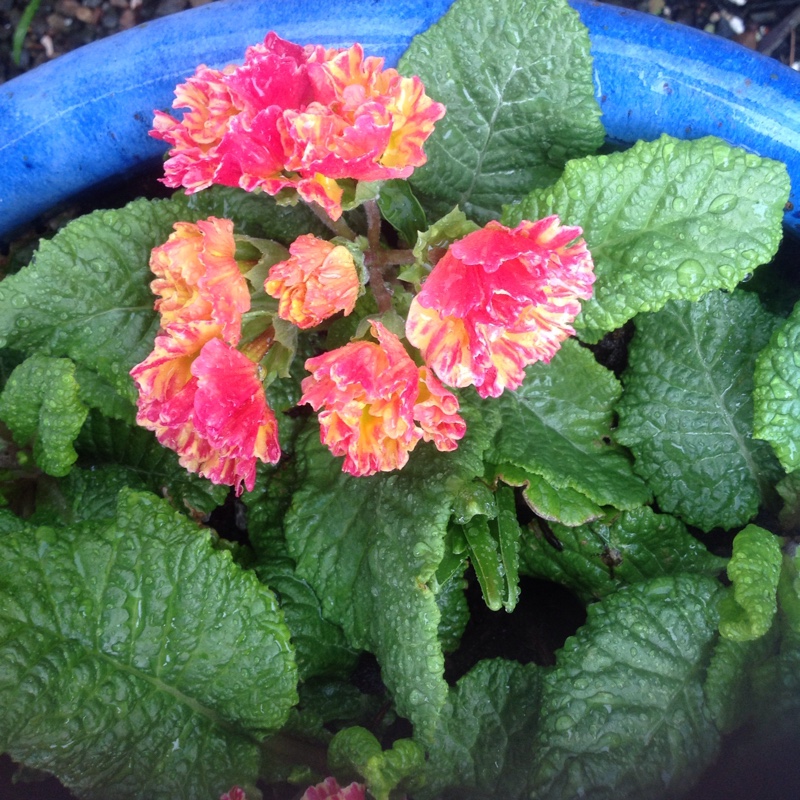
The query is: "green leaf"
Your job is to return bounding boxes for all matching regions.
[400,0,603,222]
[520,507,727,602]
[328,727,425,800]
[435,562,470,653]
[754,299,800,471]
[776,470,800,532]
[0,199,182,402]
[703,633,777,734]
[495,485,521,611]
[778,548,800,633]
[719,524,782,641]
[504,135,790,342]
[376,179,428,246]
[173,185,330,242]
[463,516,506,612]
[529,575,723,800]
[0,356,88,477]
[255,556,359,682]
[76,410,228,515]
[615,290,782,532]
[488,339,650,511]
[420,659,542,800]
[0,489,297,800]
[506,467,604,526]
[284,398,497,741]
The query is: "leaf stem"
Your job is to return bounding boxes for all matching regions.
[309,203,357,241]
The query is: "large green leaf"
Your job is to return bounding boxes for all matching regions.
[719,525,782,641]
[400,0,603,222]
[529,575,723,800]
[520,507,726,602]
[420,659,542,800]
[0,489,297,800]
[488,339,650,511]
[615,290,782,531]
[504,136,790,342]
[754,298,800,471]
[284,399,498,741]
[0,356,88,477]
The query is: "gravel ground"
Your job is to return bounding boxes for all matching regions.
[1,0,799,85]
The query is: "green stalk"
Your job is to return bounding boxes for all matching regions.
[12,0,42,66]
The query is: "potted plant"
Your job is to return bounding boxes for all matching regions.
[1,1,799,799]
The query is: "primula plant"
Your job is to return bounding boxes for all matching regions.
[0,0,798,798]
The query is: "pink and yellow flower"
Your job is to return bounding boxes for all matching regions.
[151,33,445,220]
[265,234,360,329]
[299,777,366,800]
[300,322,465,476]
[406,217,595,398]
[130,322,280,495]
[149,217,250,344]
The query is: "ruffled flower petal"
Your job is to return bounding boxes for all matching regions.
[149,217,250,344]
[130,323,280,495]
[300,322,464,476]
[300,777,366,800]
[265,234,360,329]
[406,217,595,398]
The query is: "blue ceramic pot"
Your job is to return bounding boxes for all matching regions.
[1,0,798,242]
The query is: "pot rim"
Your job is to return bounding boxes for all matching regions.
[0,0,798,242]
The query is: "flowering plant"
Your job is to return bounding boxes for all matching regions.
[0,0,798,799]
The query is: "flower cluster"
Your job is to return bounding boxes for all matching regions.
[152,32,445,220]
[136,32,595,489]
[130,217,280,495]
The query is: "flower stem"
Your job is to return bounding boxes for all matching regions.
[309,203,357,240]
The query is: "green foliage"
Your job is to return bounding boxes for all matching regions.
[754,298,800,471]
[420,659,542,800]
[400,0,603,222]
[530,576,723,800]
[504,135,790,342]
[0,489,297,800]
[615,290,782,531]
[0,356,87,476]
[719,525,783,641]
[489,340,651,513]
[76,411,228,515]
[376,180,428,246]
[520,507,727,602]
[328,727,425,800]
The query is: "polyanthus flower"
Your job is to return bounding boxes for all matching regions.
[299,777,366,800]
[300,322,465,476]
[151,32,445,220]
[219,788,247,800]
[149,217,250,344]
[265,234,360,329]
[406,217,595,399]
[130,322,280,494]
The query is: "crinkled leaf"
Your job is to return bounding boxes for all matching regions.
[776,470,800,532]
[488,339,650,511]
[504,135,790,342]
[754,299,800,471]
[76,410,228,515]
[615,290,782,532]
[778,548,800,633]
[400,0,603,222]
[174,185,329,242]
[377,179,428,247]
[328,727,424,800]
[284,399,497,741]
[420,659,542,800]
[435,560,469,653]
[529,575,723,800]
[0,489,297,800]
[255,556,358,682]
[703,633,777,734]
[0,356,88,477]
[74,366,137,423]
[507,467,604,526]
[0,199,182,403]
[31,464,148,526]
[521,507,726,602]
[719,524,782,641]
